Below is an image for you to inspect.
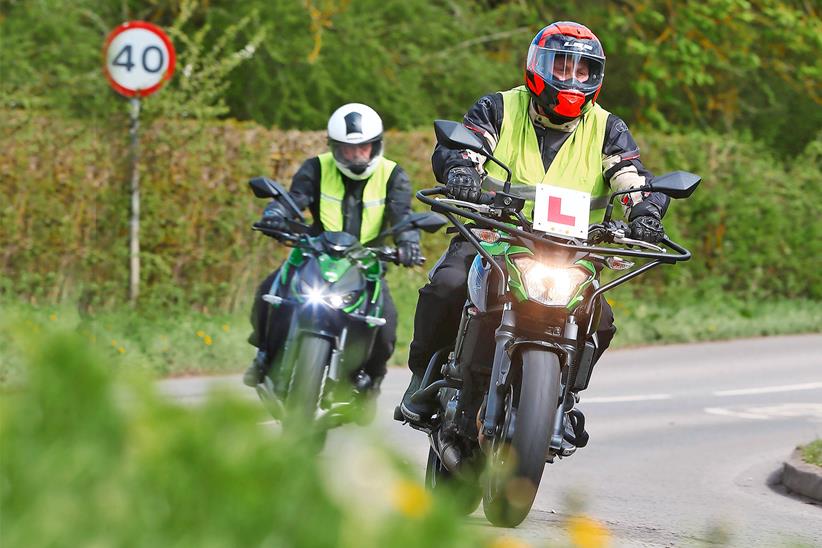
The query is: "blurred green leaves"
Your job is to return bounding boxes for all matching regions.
[0,323,484,547]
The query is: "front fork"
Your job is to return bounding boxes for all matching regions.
[481,305,516,441]
[482,308,581,451]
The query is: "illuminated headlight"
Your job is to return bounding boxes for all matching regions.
[511,256,590,306]
[301,285,322,305]
[326,291,357,309]
[300,282,357,309]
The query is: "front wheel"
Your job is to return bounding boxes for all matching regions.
[285,334,331,425]
[483,349,561,527]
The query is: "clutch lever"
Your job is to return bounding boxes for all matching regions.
[433,198,498,216]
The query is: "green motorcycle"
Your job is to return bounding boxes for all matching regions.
[405,121,701,526]
[248,177,446,430]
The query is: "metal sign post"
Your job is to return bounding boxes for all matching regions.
[128,97,141,302]
[103,21,175,304]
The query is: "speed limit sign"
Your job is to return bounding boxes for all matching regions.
[103,21,175,97]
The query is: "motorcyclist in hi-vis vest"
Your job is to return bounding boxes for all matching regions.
[399,22,670,453]
[244,103,421,390]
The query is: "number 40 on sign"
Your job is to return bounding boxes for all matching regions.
[103,21,175,98]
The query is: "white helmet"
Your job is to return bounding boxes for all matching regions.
[327,103,384,181]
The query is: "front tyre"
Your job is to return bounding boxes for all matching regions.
[483,350,561,527]
[285,334,331,423]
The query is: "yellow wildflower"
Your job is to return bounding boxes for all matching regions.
[111,339,117,347]
[566,514,610,548]
[390,479,431,518]
[196,330,205,338]
[117,347,125,354]
[203,335,213,346]
[49,313,57,321]
[222,324,230,332]
[488,536,531,548]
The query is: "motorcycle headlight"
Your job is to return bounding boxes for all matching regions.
[326,291,358,309]
[511,256,590,306]
[299,282,358,309]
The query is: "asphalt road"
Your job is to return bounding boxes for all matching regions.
[159,334,822,547]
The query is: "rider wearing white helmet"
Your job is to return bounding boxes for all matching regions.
[327,103,385,180]
[244,103,420,389]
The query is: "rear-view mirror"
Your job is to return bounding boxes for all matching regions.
[407,212,448,233]
[649,171,701,199]
[248,177,305,222]
[434,120,489,156]
[249,176,283,199]
[382,212,447,241]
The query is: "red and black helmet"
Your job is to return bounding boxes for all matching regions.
[525,21,606,121]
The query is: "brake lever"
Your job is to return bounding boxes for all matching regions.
[612,236,666,252]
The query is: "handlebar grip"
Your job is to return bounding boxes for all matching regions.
[478,192,495,205]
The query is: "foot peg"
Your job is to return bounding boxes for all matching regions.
[564,408,589,448]
[393,405,405,422]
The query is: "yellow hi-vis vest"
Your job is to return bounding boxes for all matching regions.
[484,85,611,218]
[318,152,396,243]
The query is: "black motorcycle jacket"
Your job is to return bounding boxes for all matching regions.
[432,92,670,219]
[268,157,420,245]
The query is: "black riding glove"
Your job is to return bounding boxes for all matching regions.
[628,198,665,243]
[445,166,482,203]
[259,202,286,230]
[629,216,665,243]
[397,240,422,266]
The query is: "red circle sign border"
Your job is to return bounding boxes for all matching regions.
[103,20,176,98]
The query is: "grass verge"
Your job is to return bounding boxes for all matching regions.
[802,440,822,467]
[2,296,819,384]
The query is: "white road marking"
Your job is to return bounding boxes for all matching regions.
[713,382,822,397]
[704,403,822,421]
[745,403,822,420]
[704,407,770,420]
[582,394,672,404]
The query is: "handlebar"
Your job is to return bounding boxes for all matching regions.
[252,224,424,266]
[416,187,691,264]
[370,246,426,266]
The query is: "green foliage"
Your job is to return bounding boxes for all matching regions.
[145,0,266,120]
[2,115,820,314]
[0,301,251,386]
[0,323,485,547]
[600,0,822,154]
[206,0,530,129]
[3,0,819,153]
[634,129,822,300]
[0,0,263,123]
[609,297,822,348]
[802,440,822,467]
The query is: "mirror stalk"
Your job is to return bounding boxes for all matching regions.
[602,186,651,224]
[485,155,513,190]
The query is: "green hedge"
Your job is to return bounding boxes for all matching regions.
[2,113,820,316]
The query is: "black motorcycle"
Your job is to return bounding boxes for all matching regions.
[402,121,700,526]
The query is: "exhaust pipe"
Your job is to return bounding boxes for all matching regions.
[437,430,463,472]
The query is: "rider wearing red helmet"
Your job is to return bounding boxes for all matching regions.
[399,22,670,454]
[525,21,606,120]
